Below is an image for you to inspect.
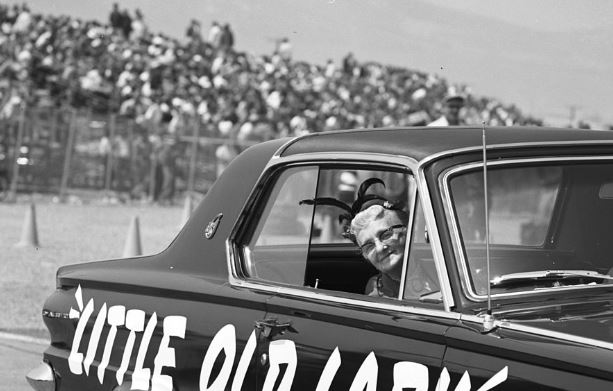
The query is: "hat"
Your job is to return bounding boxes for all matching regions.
[299,178,399,243]
[444,93,466,105]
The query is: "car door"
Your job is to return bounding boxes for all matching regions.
[258,294,453,390]
[257,200,453,391]
[229,157,457,390]
[442,321,613,390]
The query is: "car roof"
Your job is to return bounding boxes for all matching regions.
[280,126,613,161]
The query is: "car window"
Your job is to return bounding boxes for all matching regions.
[241,164,441,304]
[447,162,613,297]
[309,169,408,244]
[245,166,318,285]
[450,166,561,246]
[449,164,564,295]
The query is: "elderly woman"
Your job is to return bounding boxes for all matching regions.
[350,203,437,298]
[350,204,408,297]
[302,177,435,299]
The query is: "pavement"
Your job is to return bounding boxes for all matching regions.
[0,332,47,391]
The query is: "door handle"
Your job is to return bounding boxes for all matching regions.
[254,318,296,339]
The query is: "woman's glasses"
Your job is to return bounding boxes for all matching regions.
[360,224,406,256]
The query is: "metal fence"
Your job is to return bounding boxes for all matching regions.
[0,105,255,201]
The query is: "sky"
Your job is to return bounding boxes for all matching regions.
[7,0,613,127]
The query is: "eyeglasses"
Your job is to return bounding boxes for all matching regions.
[359,224,406,256]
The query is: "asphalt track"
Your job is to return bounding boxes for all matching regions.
[0,332,47,391]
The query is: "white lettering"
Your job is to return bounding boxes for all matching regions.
[231,330,257,391]
[98,305,126,383]
[64,291,511,391]
[117,309,146,385]
[476,367,508,391]
[200,324,237,391]
[349,351,377,391]
[262,340,297,391]
[315,347,341,391]
[132,312,157,390]
[152,316,187,391]
[392,361,428,391]
[68,298,94,375]
[76,285,84,310]
[454,371,471,391]
[84,303,107,375]
[435,368,450,391]
[69,308,80,319]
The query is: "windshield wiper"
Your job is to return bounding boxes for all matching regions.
[490,270,613,289]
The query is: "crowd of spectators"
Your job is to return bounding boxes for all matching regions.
[0,2,543,141]
[0,3,548,202]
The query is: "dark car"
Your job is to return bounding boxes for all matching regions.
[27,127,613,390]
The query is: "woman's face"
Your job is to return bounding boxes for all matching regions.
[355,210,407,280]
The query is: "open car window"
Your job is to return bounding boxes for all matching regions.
[240,163,441,305]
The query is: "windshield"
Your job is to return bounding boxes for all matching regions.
[448,160,613,296]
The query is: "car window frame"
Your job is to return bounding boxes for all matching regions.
[226,151,457,317]
[439,155,613,302]
[243,165,319,279]
[242,161,412,291]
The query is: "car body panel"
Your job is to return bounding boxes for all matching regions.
[444,322,613,389]
[30,127,613,390]
[262,294,454,390]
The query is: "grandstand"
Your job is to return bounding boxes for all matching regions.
[0,3,543,201]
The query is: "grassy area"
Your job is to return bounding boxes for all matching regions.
[0,198,185,333]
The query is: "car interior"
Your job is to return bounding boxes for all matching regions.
[240,164,444,301]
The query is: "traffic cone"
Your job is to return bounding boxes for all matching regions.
[179,194,193,227]
[122,216,143,258]
[16,203,40,248]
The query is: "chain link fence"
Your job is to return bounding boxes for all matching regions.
[0,105,255,201]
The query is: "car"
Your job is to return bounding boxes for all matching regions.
[27,126,613,391]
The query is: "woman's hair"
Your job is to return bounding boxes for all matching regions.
[350,205,386,235]
[349,205,408,244]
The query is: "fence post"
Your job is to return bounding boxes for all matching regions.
[104,113,117,194]
[148,145,156,203]
[7,102,26,202]
[59,109,77,201]
[127,119,135,196]
[187,118,200,194]
[50,107,59,144]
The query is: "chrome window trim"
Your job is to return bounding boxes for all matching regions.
[272,135,301,158]
[418,140,613,169]
[440,155,613,302]
[416,162,455,310]
[226,151,456,315]
[227,267,461,321]
[398,176,418,300]
[459,314,613,351]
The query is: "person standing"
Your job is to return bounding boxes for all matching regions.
[120,9,133,40]
[220,24,234,50]
[186,19,202,42]
[109,3,122,34]
[208,21,222,48]
[428,94,466,126]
